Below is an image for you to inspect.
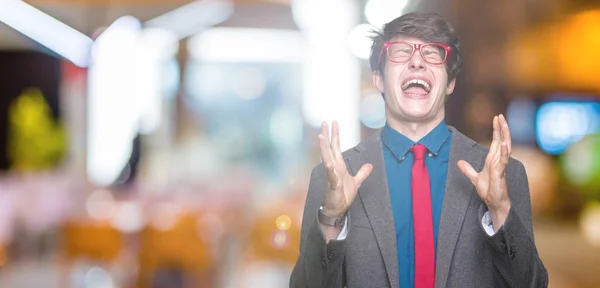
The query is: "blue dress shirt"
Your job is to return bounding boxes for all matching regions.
[381,120,452,288]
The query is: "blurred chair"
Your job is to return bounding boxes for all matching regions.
[59,220,125,287]
[136,213,215,288]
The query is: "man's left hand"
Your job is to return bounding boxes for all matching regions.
[457,114,512,232]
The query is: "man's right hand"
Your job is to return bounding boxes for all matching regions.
[319,121,373,222]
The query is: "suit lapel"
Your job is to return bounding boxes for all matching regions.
[434,126,485,288]
[347,130,399,288]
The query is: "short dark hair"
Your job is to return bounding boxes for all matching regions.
[369,12,463,81]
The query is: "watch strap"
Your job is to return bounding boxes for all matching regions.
[318,206,345,227]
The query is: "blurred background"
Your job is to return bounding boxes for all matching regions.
[0,0,599,287]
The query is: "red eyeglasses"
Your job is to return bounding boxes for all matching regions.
[378,41,451,66]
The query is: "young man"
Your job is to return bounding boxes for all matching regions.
[289,12,548,288]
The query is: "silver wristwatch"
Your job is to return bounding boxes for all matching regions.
[318,206,346,227]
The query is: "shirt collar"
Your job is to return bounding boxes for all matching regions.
[381,120,451,161]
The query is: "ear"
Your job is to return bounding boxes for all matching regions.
[446,78,456,95]
[372,72,385,94]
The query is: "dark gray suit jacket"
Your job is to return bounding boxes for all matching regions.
[290,126,548,288]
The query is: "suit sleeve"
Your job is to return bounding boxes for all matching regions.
[289,164,347,288]
[481,160,549,287]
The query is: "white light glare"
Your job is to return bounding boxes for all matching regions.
[188,28,305,63]
[365,0,410,29]
[0,0,94,67]
[348,24,377,60]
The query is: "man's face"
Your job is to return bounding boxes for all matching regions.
[373,36,455,124]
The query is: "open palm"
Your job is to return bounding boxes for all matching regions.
[319,121,373,217]
[457,115,512,212]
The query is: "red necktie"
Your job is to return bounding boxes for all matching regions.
[411,144,435,288]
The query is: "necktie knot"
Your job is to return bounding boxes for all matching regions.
[411,144,427,160]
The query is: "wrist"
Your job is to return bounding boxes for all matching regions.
[488,200,510,215]
[321,205,346,219]
[489,202,511,232]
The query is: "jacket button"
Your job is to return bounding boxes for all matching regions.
[500,242,508,253]
[509,247,516,259]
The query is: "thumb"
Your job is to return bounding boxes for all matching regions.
[457,160,478,185]
[354,163,373,187]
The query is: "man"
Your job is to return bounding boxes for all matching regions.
[289,12,548,288]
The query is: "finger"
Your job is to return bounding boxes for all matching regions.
[353,163,373,188]
[331,120,346,169]
[499,114,512,155]
[493,115,502,157]
[487,116,500,161]
[322,121,330,144]
[318,134,333,165]
[325,162,339,189]
[457,160,478,185]
[321,122,335,165]
[500,141,509,167]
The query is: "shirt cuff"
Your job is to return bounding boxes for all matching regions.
[482,211,496,236]
[336,216,349,240]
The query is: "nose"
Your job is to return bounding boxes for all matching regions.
[408,50,426,71]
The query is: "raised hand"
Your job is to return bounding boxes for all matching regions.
[319,121,373,218]
[457,114,512,231]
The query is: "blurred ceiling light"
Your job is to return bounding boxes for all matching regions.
[144,0,233,40]
[188,28,305,62]
[0,0,93,67]
[293,0,360,150]
[138,27,179,61]
[364,0,409,29]
[94,15,141,45]
[87,16,142,187]
[348,24,377,60]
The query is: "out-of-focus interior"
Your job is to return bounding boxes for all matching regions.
[0,0,599,287]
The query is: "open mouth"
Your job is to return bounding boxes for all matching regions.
[401,78,432,96]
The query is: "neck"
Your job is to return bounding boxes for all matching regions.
[386,113,445,142]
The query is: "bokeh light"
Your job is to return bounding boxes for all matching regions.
[580,202,600,248]
[360,93,386,129]
[275,215,291,231]
[270,230,290,249]
[84,266,114,288]
[536,101,600,155]
[85,189,116,220]
[561,134,600,199]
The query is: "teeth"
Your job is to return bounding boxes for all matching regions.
[402,79,431,91]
